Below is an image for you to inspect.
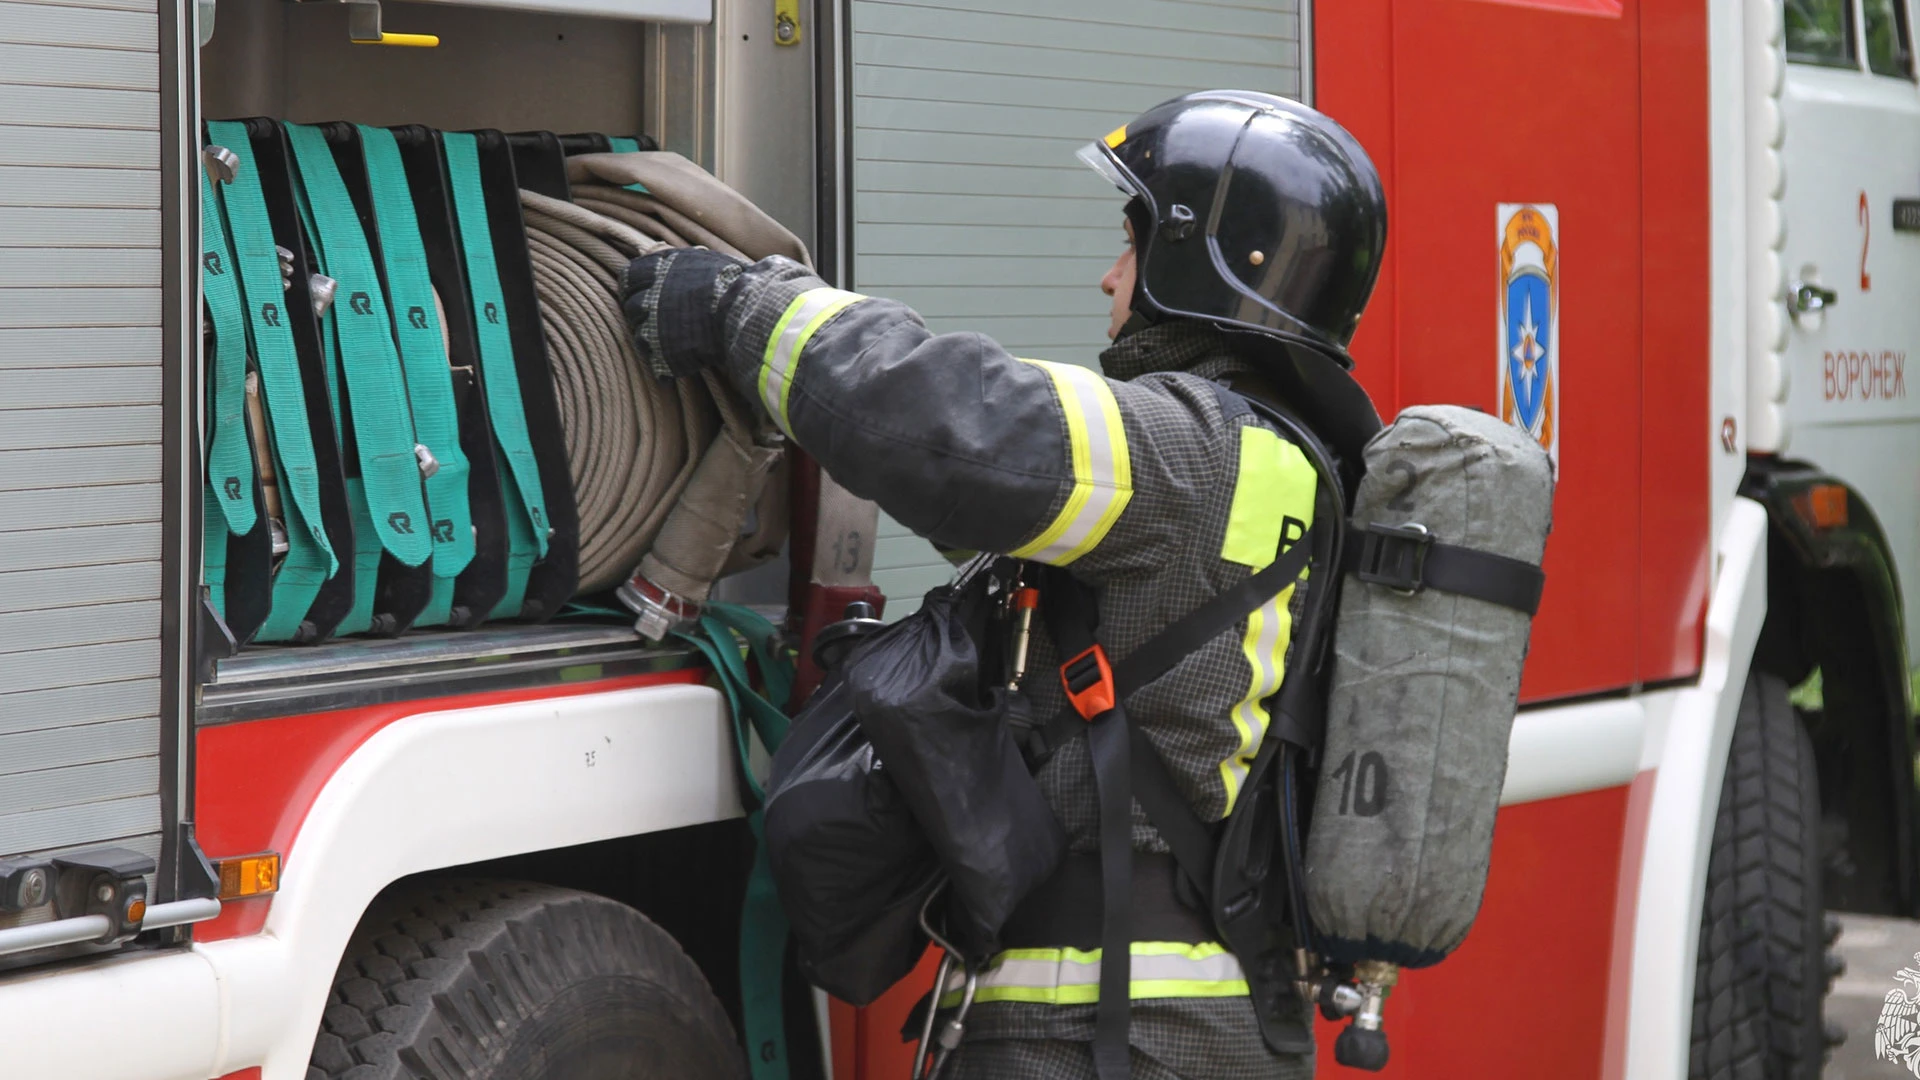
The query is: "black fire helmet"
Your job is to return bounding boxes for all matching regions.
[1080,90,1387,371]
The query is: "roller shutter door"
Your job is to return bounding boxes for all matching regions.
[848,0,1305,614]
[0,0,165,915]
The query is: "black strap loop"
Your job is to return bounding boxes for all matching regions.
[1343,520,1544,615]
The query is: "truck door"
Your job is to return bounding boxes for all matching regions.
[1777,0,1920,655]
[835,0,1310,617]
[0,0,193,933]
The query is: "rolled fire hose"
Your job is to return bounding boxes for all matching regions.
[518,168,793,617]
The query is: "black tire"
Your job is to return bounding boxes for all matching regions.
[1688,672,1828,1080]
[308,878,746,1080]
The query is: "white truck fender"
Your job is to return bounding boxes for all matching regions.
[0,681,737,1080]
[1610,495,1770,1080]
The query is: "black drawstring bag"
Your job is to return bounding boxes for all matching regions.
[844,571,1066,959]
[765,561,1067,1001]
[763,673,942,1005]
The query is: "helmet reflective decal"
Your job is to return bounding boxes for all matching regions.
[1103,124,1127,149]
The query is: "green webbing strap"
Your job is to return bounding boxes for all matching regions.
[202,482,229,616]
[675,603,794,1080]
[206,122,338,641]
[199,169,257,540]
[359,125,475,625]
[285,123,433,577]
[441,132,551,616]
[605,136,649,193]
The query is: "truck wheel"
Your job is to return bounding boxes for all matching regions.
[1688,672,1827,1080]
[308,878,746,1080]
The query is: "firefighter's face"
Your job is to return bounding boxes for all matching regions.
[1102,219,1137,340]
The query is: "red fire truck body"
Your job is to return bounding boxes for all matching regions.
[0,2,1910,1079]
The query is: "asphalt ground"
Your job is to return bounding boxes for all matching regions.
[1828,912,1920,1078]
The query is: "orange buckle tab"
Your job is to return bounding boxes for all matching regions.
[1061,644,1116,721]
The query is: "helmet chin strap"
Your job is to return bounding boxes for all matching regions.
[1113,306,1158,342]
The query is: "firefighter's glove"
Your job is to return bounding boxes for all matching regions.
[621,247,749,380]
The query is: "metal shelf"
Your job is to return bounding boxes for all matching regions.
[403,0,710,22]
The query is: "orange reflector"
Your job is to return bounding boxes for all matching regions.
[1793,483,1850,530]
[125,897,146,923]
[216,853,280,900]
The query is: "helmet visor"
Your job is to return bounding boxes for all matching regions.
[1076,140,1138,196]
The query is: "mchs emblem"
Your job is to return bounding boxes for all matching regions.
[1498,204,1560,464]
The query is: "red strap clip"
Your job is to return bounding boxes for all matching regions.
[1060,644,1116,721]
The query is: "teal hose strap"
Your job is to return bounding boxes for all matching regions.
[202,482,228,616]
[441,132,551,587]
[199,169,257,539]
[206,122,338,641]
[676,607,796,1080]
[285,123,433,571]
[605,137,649,192]
[359,125,474,625]
[741,810,792,1080]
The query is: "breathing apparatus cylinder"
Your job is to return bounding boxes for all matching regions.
[1303,406,1553,1064]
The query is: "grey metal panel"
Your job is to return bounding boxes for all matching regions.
[0,600,158,654]
[0,794,160,855]
[0,125,160,168]
[0,523,158,573]
[0,165,158,208]
[0,756,155,817]
[22,0,158,13]
[0,86,158,130]
[0,367,160,406]
[0,716,158,775]
[854,223,1119,259]
[0,1,156,51]
[0,289,161,329]
[855,0,1297,35]
[857,254,1111,288]
[0,640,158,695]
[0,562,159,614]
[0,208,159,248]
[0,678,158,737]
[0,482,160,532]
[0,42,158,91]
[0,405,161,447]
[850,0,1301,614]
[0,446,162,490]
[0,248,162,287]
[0,330,161,369]
[0,0,163,868]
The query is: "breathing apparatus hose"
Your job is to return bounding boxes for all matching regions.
[518,187,785,600]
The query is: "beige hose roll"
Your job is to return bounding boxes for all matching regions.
[519,159,803,598]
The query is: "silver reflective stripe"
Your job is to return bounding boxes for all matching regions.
[1222,592,1289,811]
[758,287,864,436]
[1009,359,1132,566]
[941,942,1250,1006]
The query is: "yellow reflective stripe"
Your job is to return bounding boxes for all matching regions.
[938,941,1248,1007]
[758,287,864,437]
[1009,359,1132,566]
[1104,125,1128,149]
[1219,427,1317,813]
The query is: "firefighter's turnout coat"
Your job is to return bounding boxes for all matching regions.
[721,257,1318,1080]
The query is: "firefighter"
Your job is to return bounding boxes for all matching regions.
[622,90,1386,1080]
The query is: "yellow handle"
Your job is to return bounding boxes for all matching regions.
[354,30,439,46]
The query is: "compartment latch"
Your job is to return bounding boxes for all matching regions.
[294,0,440,47]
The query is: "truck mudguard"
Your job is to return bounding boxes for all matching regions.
[1305,405,1554,967]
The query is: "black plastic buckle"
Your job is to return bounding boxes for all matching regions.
[1355,521,1433,594]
